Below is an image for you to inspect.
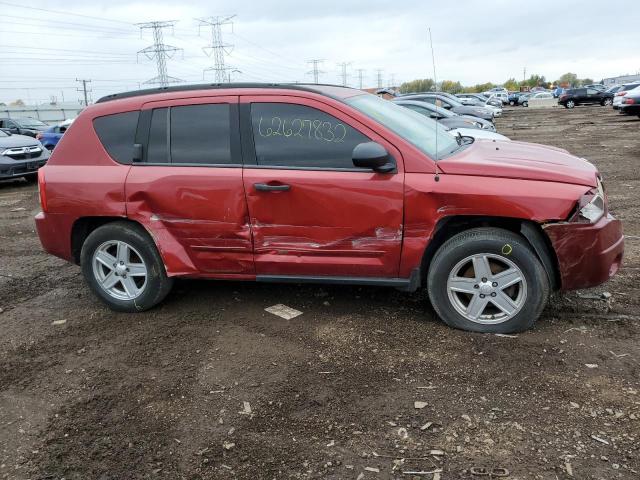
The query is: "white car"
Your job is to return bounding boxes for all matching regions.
[487,92,509,105]
[614,83,640,109]
[525,92,555,108]
[449,128,510,141]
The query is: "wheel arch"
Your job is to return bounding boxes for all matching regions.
[420,215,560,290]
[71,216,148,265]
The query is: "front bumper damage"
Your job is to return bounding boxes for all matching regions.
[544,213,624,291]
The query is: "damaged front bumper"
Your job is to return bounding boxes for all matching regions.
[544,213,624,291]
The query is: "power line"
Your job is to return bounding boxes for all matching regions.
[137,21,184,87]
[76,78,92,106]
[337,62,351,87]
[0,1,133,25]
[196,15,236,83]
[307,59,325,84]
[376,69,384,89]
[356,68,366,89]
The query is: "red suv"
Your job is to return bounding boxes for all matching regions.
[35,84,624,333]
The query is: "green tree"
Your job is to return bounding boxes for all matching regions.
[579,78,594,86]
[503,78,520,91]
[399,78,435,94]
[463,82,496,93]
[9,99,25,106]
[556,72,578,87]
[525,74,546,88]
[440,80,463,93]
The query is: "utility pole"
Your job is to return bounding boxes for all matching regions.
[390,73,396,88]
[356,68,365,89]
[197,15,236,83]
[376,69,384,89]
[307,59,325,84]
[136,20,183,87]
[76,78,91,106]
[523,66,526,82]
[337,62,351,87]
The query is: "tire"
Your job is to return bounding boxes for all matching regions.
[509,101,515,106]
[602,98,613,106]
[523,101,528,107]
[566,100,576,109]
[427,227,549,333]
[80,221,173,312]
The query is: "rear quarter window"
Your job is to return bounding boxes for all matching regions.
[93,111,140,164]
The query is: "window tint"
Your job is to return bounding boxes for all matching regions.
[250,103,370,169]
[147,108,168,163]
[404,104,438,118]
[170,104,232,165]
[93,111,140,164]
[587,89,599,95]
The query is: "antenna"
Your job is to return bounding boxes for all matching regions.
[429,27,440,182]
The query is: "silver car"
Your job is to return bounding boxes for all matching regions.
[0,129,50,181]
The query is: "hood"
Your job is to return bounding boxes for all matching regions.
[0,134,41,149]
[449,129,510,141]
[438,139,598,187]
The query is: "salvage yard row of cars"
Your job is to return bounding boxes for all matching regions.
[31,83,624,335]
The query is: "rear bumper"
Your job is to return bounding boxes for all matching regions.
[544,214,624,291]
[35,211,75,262]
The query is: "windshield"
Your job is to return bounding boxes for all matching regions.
[16,118,47,128]
[346,94,460,160]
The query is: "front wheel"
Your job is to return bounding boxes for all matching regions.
[602,98,613,106]
[80,221,173,312]
[522,101,528,107]
[427,228,549,333]
[509,101,515,106]
[566,100,576,108]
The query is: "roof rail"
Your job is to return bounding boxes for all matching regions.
[96,82,356,104]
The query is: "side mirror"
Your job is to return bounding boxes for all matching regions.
[352,142,395,173]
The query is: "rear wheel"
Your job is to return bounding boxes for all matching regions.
[509,101,515,106]
[602,98,613,106]
[80,221,173,312]
[427,228,549,333]
[566,100,576,108]
[522,101,528,107]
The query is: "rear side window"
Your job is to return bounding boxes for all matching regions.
[250,103,370,169]
[170,104,232,165]
[93,111,140,164]
[144,104,233,165]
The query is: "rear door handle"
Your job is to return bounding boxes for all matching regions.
[254,183,290,192]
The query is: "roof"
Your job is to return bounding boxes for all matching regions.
[96,83,363,104]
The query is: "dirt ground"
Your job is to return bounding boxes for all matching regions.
[1,106,639,480]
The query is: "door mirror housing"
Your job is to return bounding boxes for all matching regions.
[352,142,396,173]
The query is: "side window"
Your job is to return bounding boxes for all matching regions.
[147,107,169,163]
[170,104,232,165]
[250,103,370,169]
[587,89,598,95]
[93,111,140,164]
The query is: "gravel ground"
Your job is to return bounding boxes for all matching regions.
[0,105,638,480]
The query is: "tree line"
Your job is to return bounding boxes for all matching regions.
[398,72,598,94]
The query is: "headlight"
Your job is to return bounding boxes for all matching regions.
[577,178,606,223]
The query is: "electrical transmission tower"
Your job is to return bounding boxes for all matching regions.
[337,62,351,87]
[356,69,365,89]
[76,78,92,106]
[376,69,384,89]
[137,21,183,87]
[390,73,397,88]
[197,15,236,83]
[307,59,325,84]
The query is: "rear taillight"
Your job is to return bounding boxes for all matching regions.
[625,98,636,104]
[560,94,568,100]
[615,91,627,96]
[38,169,47,212]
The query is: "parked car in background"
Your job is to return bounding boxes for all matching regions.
[36,118,74,151]
[558,88,614,108]
[0,128,50,181]
[613,82,640,109]
[393,100,496,131]
[527,92,556,108]
[584,84,606,91]
[35,83,623,333]
[517,93,534,107]
[619,86,640,118]
[488,92,508,105]
[508,92,526,105]
[0,117,49,138]
[553,87,566,98]
[605,84,623,95]
[399,93,495,122]
[456,93,503,113]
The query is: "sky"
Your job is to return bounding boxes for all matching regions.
[1,0,639,105]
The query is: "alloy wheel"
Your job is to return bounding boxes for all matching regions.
[92,240,148,300]
[446,253,527,325]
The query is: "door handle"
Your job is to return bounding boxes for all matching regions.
[254,183,290,192]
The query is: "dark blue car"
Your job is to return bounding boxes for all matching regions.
[36,119,74,150]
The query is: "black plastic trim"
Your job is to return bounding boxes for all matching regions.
[256,273,419,290]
